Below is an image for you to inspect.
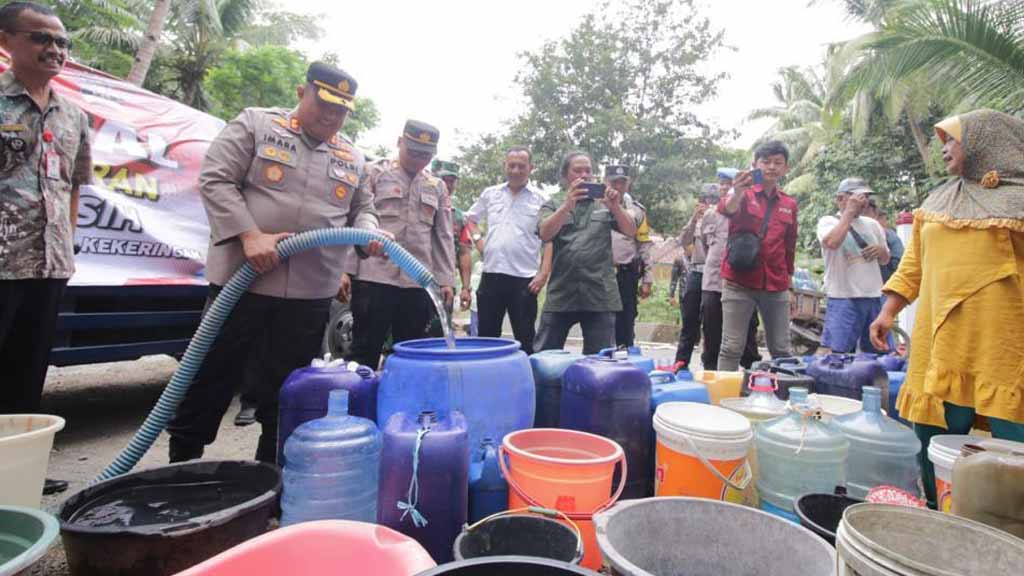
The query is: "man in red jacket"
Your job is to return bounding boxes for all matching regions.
[717,141,798,370]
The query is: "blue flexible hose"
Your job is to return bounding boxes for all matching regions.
[95,228,434,482]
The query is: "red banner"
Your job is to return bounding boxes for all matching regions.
[0,54,222,286]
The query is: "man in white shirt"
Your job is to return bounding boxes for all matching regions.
[464,147,550,354]
[817,177,891,353]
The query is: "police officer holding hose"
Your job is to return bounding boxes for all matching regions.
[168,62,387,464]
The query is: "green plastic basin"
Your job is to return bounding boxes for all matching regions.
[0,505,59,576]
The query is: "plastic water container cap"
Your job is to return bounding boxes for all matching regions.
[927,434,980,470]
[749,372,777,393]
[612,349,629,360]
[311,353,346,368]
[327,389,350,416]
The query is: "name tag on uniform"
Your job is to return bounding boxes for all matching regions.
[44,152,60,179]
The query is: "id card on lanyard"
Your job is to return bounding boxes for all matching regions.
[42,128,59,180]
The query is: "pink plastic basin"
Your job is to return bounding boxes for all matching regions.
[175,520,436,576]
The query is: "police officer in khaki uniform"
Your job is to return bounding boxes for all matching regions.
[607,165,654,347]
[340,120,455,369]
[168,62,386,464]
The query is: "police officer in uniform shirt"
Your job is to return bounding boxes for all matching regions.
[167,62,386,464]
[339,120,455,370]
[608,165,654,347]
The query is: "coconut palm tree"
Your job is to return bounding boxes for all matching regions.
[747,65,841,175]
[830,0,1024,122]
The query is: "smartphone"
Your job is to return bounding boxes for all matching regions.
[580,181,606,199]
[751,168,764,185]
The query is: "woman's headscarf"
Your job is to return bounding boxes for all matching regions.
[920,109,1024,231]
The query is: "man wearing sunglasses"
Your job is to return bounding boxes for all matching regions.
[0,2,90,495]
[341,120,455,370]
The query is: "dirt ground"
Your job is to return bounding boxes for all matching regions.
[27,338,680,575]
[31,355,258,576]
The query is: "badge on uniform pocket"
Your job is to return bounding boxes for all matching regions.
[264,164,285,184]
[335,184,349,200]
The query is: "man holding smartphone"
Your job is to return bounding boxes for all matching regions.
[608,165,653,348]
[717,141,798,370]
[536,152,637,353]
[817,177,890,353]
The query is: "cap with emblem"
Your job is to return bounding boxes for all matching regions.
[836,177,874,196]
[604,164,631,180]
[307,61,358,110]
[432,159,460,178]
[403,120,440,153]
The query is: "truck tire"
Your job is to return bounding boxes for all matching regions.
[322,299,354,360]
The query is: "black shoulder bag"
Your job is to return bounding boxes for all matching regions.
[726,194,778,272]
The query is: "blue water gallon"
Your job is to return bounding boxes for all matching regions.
[561,357,651,499]
[278,354,378,465]
[807,354,889,411]
[741,359,816,400]
[598,346,655,374]
[529,349,584,428]
[887,372,909,425]
[650,370,710,410]
[755,388,849,521]
[468,437,507,523]
[378,410,469,563]
[834,386,921,499]
[378,338,534,462]
[281,389,382,526]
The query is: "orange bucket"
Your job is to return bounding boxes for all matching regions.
[499,428,625,571]
[653,402,755,506]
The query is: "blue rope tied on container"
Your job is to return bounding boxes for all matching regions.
[397,427,431,528]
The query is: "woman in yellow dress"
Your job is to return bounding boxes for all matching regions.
[870,109,1024,509]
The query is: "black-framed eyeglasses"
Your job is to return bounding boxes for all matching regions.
[12,30,73,51]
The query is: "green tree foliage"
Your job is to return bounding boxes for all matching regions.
[53,0,142,76]
[203,46,380,141]
[204,45,307,120]
[455,0,727,233]
[830,0,1024,124]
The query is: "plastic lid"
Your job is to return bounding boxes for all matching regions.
[654,401,752,440]
[749,372,778,393]
[927,434,980,468]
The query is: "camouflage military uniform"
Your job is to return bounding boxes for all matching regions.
[0,70,92,413]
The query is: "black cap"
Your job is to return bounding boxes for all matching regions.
[605,165,631,180]
[403,120,440,153]
[306,61,357,110]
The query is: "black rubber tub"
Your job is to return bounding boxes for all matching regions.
[795,492,864,546]
[418,556,600,575]
[453,514,582,564]
[58,460,280,576]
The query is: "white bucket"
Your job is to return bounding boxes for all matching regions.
[836,502,1024,576]
[0,414,65,508]
[652,402,753,504]
[926,434,978,514]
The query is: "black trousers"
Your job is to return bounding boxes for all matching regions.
[167,286,330,463]
[350,279,433,370]
[701,290,761,370]
[675,270,704,364]
[0,279,67,413]
[476,272,537,354]
[614,265,640,348]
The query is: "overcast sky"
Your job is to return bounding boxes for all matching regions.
[296,0,870,159]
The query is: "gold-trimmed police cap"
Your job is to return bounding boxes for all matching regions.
[307,61,357,110]
[403,120,440,153]
[604,164,631,180]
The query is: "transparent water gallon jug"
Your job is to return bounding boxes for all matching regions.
[281,389,382,526]
[755,387,849,519]
[721,372,788,423]
[834,386,921,499]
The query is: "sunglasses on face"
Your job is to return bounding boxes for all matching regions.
[13,30,73,51]
[407,149,433,161]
